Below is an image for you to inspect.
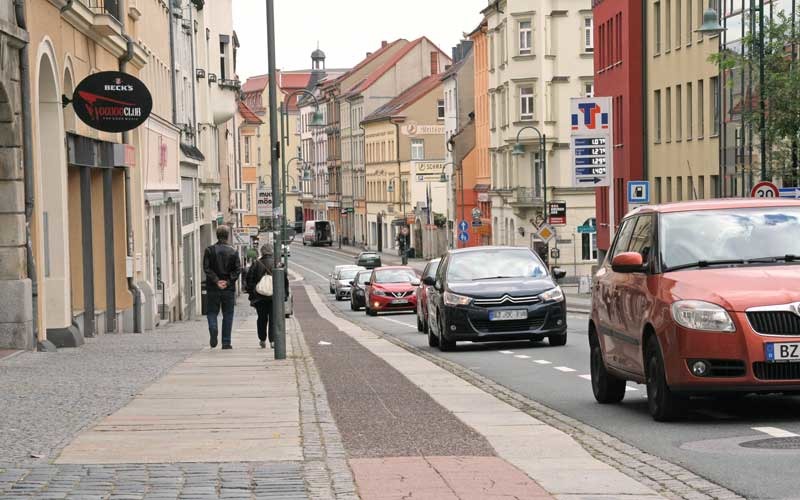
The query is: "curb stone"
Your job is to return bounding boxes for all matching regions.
[289,316,359,500]
[321,300,745,500]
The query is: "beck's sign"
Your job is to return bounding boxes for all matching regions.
[72,71,153,133]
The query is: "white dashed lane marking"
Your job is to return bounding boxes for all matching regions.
[499,351,514,355]
[752,427,799,438]
[514,355,531,359]
[533,360,552,365]
[380,316,417,330]
[579,374,592,380]
[554,366,576,373]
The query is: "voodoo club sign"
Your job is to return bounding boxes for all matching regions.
[72,71,153,133]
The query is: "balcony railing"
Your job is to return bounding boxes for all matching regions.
[510,187,543,207]
[84,0,120,20]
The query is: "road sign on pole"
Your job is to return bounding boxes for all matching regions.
[536,224,556,243]
[458,220,469,232]
[751,181,779,198]
[627,181,650,205]
[779,187,800,199]
[458,231,469,243]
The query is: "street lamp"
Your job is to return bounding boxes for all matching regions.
[386,175,408,264]
[696,7,726,196]
[512,125,547,226]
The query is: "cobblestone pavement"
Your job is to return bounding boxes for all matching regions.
[0,462,306,499]
[0,321,207,465]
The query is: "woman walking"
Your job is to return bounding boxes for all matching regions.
[245,245,276,349]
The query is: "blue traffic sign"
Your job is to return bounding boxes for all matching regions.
[458,231,469,242]
[780,187,800,199]
[628,181,650,204]
[458,220,469,232]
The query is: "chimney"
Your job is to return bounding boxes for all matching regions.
[430,51,439,75]
[381,40,388,47]
[366,52,372,58]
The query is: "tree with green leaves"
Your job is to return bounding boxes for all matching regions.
[713,7,800,185]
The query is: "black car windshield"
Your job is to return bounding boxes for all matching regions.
[425,260,441,278]
[660,207,800,270]
[373,269,417,283]
[355,272,371,285]
[447,249,548,281]
[339,268,360,280]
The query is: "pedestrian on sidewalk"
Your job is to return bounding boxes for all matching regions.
[203,225,241,350]
[244,245,288,349]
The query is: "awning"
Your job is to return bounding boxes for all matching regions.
[180,143,205,162]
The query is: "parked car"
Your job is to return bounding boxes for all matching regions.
[590,199,800,421]
[416,258,441,333]
[350,270,372,311]
[426,246,567,352]
[333,266,365,301]
[355,251,382,269]
[303,220,334,246]
[364,266,420,316]
[329,265,361,294]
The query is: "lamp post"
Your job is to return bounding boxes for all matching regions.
[696,8,725,195]
[512,126,546,230]
[386,175,408,264]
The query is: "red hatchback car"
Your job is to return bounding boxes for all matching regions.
[365,266,420,316]
[590,199,800,421]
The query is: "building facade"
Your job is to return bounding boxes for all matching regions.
[0,1,33,349]
[484,0,598,276]
[470,19,493,247]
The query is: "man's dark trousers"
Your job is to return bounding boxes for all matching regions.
[207,289,235,346]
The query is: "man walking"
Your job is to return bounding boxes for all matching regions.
[203,225,241,349]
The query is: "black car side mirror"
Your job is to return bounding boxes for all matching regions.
[422,276,435,286]
[364,281,371,286]
[411,280,420,286]
[349,281,354,286]
[552,267,567,280]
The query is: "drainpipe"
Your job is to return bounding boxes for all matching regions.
[14,0,48,350]
[168,0,177,124]
[118,0,143,333]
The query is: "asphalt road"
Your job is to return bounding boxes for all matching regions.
[288,242,800,500]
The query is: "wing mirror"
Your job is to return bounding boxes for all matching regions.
[422,276,436,286]
[552,267,567,280]
[349,281,354,286]
[611,252,645,273]
[364,281,371,286]
[411,280,421,286]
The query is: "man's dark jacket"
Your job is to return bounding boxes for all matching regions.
[203,242,241,291]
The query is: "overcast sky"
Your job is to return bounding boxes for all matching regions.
[233,0,487,80]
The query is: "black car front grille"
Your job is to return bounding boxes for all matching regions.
[753,362,800,380]
[472,295,541,308]
[747,311,800,336]
[470,316,546,333]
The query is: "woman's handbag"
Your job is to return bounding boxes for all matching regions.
[255,267,273,297]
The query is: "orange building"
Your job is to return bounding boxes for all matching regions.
[470,19,491,245]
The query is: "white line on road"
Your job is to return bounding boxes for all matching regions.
[290,262,330,282]
[554,366,576,372]
[752,426,799,438]
[499,350,514,354]
[579,374,592,380]
[514,355,531,359]
[533,360,552,365]
[625,386,639,392]
[380,316,417,330]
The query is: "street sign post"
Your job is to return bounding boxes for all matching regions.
[751,181,780,198]
[577,224,596,234]
[458,231,469,243]
[779,187,800,199]
[627,181,650,205]
[536,223,556,243]
[458,220,469,232]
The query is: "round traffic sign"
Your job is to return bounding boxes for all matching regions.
[458,231,469,242]
[458,220,469,232]
[751,181,779,198]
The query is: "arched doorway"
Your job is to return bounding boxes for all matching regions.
[36,45,78,345]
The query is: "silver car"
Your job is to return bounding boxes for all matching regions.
[329,265,362,294]
[333,266,365,301]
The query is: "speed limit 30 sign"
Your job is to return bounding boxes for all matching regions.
[751,181,780,198]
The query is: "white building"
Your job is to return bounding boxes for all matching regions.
[484,0,597,276]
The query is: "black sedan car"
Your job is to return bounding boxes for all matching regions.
[355,251,382,269]
[425,246,567,351]
[349,270,372,311]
